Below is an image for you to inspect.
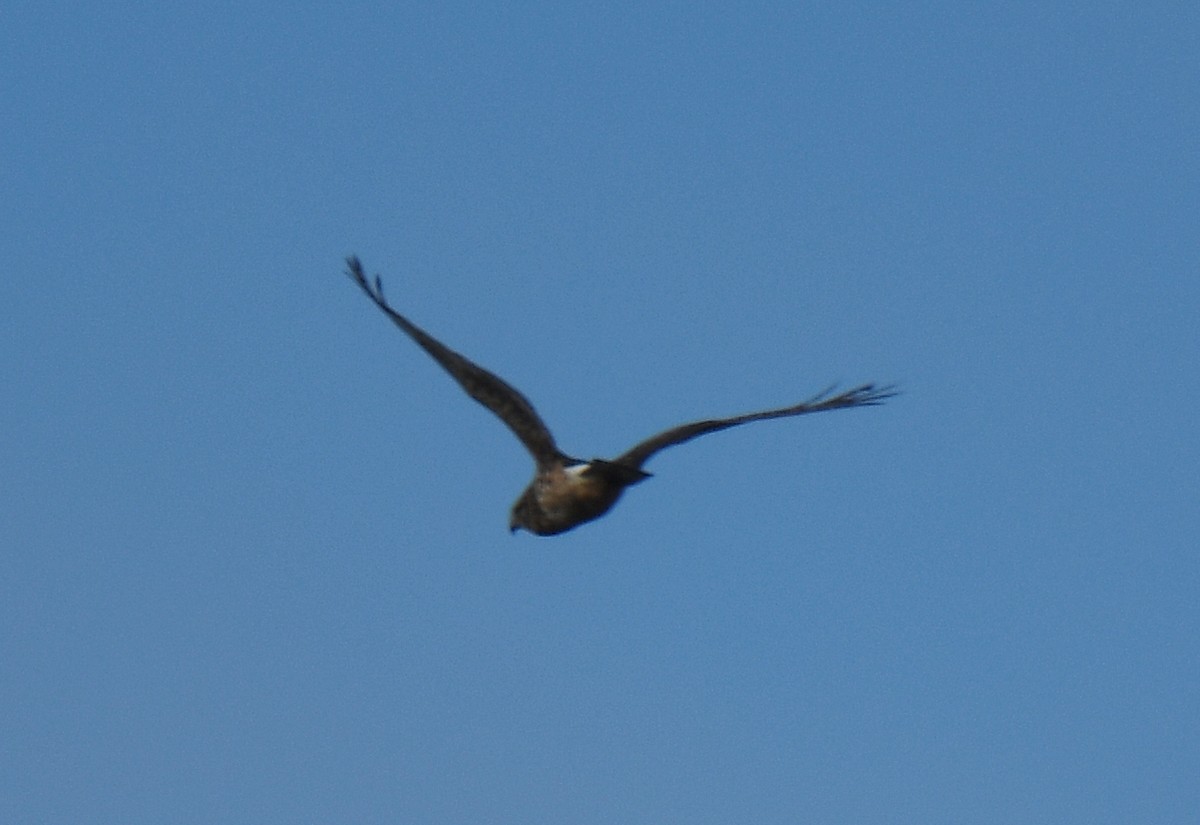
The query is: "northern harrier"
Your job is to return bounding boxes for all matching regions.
[344,256,896,536]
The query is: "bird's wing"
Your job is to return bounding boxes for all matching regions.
[345,256,563,468]
[613,383,898,470]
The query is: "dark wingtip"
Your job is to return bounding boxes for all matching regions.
[805,381,900,411]
[861,382,901,404]
[343,255,390,307]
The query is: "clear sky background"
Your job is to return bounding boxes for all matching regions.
[3,3,1197,823]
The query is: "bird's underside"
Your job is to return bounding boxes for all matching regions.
[344,256,897,536]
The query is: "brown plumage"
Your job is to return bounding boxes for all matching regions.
[344,256,897,536]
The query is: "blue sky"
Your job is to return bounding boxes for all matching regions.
[3,3,1197,822]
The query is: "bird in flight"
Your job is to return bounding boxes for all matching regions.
[343,256,896,536]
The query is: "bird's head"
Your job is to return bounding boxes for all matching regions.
[508,489,536,535]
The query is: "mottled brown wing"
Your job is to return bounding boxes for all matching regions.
[614,383,898,470]
[345,256,563,468]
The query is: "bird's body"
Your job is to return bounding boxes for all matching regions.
[343,256,896,535]
[510,460,650,536]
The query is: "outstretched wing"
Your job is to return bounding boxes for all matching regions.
[345,256,563,468]
[614,383,898,470]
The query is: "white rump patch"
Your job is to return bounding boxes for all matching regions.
[564,463,592,479]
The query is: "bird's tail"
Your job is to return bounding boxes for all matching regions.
[582,459,652,486]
